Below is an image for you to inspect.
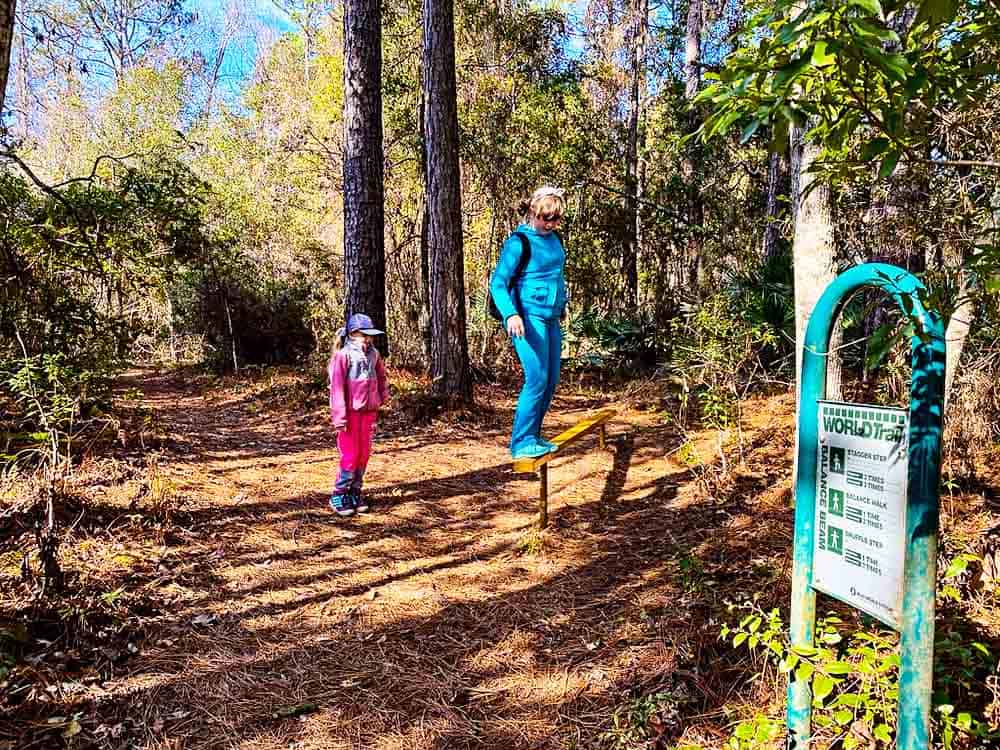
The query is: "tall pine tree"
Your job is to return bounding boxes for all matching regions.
[423,0,471,401]
[342,0,388,352]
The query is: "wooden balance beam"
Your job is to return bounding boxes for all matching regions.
[512,408,617,529]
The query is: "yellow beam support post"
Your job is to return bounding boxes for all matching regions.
[511,408,617,528]
[538,464,548,529]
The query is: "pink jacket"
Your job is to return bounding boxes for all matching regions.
[328,339,389,429]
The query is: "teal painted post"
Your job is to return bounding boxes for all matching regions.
[897,276,946,750]
[788,295,823,747]
[788,263,944,749]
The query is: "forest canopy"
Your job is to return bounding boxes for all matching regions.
[0,0,997,435]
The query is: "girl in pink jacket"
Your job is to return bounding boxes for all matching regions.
[328,313,389,516]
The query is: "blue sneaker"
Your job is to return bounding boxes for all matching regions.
[512,442,550,459]
[352,490,370,513]
[537,438,559,452]
[329,493,355,516]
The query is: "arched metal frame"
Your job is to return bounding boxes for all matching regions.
[788,263,946,749]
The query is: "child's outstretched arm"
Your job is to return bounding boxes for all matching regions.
[328,352,349,430]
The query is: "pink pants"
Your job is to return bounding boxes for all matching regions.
[335,411,377,493]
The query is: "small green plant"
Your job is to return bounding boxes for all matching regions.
[677,555,707,594]
[143,457,179,523]
[517,530,545,556]
[941,472,960,497]
[725,714,783,749]
[100,586,127,608]
[603,691,683,749]
[939,553,981,604]
[149,469,175,511]
[720,602,999,749]
[676,441,700,467]
[698,385,735,430]
[2,352,84,471]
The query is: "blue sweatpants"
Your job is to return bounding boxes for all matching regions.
[511,315,562,452]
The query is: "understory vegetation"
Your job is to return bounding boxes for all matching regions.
[2,0,1000,747]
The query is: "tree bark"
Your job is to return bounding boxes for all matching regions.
[14,15,29,135]
[762,151,787,262]
[419,198,433,365]
[423,0,472,402]
[684,0,702,101]
[342,0,388,354]
[623,0,648,311]
[787,132,836,511]
[791,123,842,400]
[417,83,433,366]
[789,122,841,501]
[683,0,704,289]
[0,0,15,117]
[943,273,974,410]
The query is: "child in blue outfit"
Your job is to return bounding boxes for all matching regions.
[490,186,568,459]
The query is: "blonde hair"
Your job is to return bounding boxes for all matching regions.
[518,185,566,219]
[331,326,347,356]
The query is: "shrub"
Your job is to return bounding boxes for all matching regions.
[669,252,794,425]
[720,598,999,749]
[0,159,213,443]
[565,309,667,373]
[168,258,316,372]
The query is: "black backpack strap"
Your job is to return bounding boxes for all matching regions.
[511,231,532,285]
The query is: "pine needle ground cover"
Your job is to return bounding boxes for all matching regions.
[2,369,997,749]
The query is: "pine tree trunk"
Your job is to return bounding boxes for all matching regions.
[166,295,177,363]
[789,123,841,501]
[14,16,28,136]
[419,199,432,365]
[0,0,15,116]
[342,0,388,354]
[423,0,472,402]
[623,0,648,311]
[417,85,433,366]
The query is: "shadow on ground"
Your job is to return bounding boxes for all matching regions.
[4,372,800,750]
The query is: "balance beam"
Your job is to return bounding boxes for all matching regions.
[513,408,616,528]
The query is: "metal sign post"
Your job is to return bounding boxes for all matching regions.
[788,263,945,749]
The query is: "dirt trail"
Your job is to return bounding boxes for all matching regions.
[91,370,796,749]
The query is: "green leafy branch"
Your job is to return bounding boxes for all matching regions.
[695,0,1000,176]
[721,601,999,749]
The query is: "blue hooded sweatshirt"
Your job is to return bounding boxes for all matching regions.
[489,223,567,322]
